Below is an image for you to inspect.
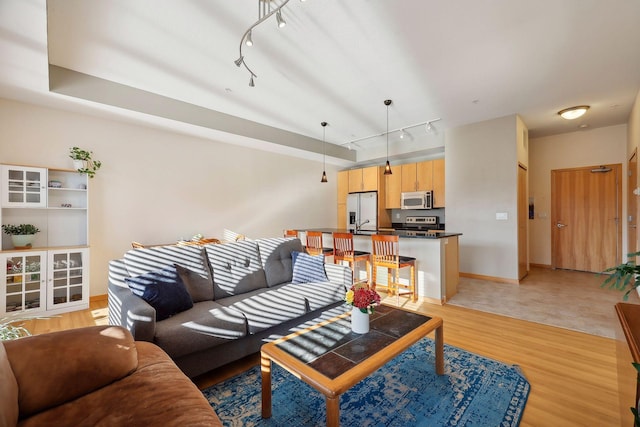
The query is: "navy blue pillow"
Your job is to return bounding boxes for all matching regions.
[126,266,194,320]
[291,251,328,284]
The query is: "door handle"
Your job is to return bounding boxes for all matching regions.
[631,225,637,229]
[556,222,567,228]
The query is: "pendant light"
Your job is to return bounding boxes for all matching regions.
[383,99,392,175]
[320,121,328,183]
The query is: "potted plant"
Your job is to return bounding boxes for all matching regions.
[1,223,40,249]
[69,146,102,178]
[602,251,640,300]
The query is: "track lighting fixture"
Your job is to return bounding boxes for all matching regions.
[341,118,441,149]
[235,0,298,87]
[384,100,393,175]
[276,10,286,27]
[320,122,328,183]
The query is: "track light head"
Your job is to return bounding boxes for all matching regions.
[249,76,255,87]
[276,10,286,27]
[245,30,253,47]
[234,56,244,67]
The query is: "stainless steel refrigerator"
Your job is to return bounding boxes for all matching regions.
[346,191,378,232]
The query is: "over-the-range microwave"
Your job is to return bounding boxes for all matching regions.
[401,191,433,210]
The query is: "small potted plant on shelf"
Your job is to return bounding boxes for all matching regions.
[1,224,40,249]
[69,146,102,178]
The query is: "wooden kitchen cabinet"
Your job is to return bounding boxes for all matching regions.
[432,158,445,208]
[401,161,433,192]
[385,169,402,209]
[348,166,378,193]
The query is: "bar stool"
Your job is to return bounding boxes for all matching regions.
[283,229,299,238]
[371,235,417,303]
[332,232,371,284]
[305,231,334,258]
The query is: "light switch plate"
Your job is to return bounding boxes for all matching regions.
[496,212,508,220]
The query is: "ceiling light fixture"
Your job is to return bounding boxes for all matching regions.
[276,10,286,27]
[234,0,297,87]
[399,129,407,140]
[321,121,328,183]
[558,105,590,120]
[384,100,393,175]
[341,118,442,149]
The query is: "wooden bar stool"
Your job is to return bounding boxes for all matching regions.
[332,232,371,284]
[283,229,299,238]
[371,234,417,303]
[305,231,334,258]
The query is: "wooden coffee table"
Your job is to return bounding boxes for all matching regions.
[260,305,444,427]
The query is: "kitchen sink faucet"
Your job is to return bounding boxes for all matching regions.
[355,219,370,232]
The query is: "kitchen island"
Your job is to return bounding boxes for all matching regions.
[298,228,461,304]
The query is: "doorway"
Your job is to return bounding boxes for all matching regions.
[628,150,637,257]
[551,164,621,273]
[517,164,528,280]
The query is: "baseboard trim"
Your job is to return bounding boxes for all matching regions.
[459,272,519,285]
[90,294,108,303]
[530,263,552,269]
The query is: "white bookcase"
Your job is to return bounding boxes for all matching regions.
[0,164,90,315]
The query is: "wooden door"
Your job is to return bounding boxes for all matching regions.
[415,161,433,192]
[401,163,417,192]
[551,164,621,272]
[432,159,445,208]
[628,150,638,257]
[517,164,528,280]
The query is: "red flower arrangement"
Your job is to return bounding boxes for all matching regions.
[345,284,381,314]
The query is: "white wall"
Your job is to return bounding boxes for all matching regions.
[529,124,627,266]
[446,114,520,281]
[0,98,339,296]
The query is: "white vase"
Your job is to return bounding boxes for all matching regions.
[11,234,35,249]
[73,160,87,170]
[351,307,370,334]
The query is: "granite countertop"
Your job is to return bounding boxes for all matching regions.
[303,228,462,239]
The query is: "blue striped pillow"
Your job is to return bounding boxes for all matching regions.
[291,251,328,284]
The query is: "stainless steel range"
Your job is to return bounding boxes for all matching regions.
[393,216,442,231]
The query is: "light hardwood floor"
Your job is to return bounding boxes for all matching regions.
[19,292,621,426]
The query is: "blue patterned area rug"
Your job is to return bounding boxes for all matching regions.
[203,338,530,426]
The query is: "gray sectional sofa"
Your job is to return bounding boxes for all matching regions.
[107,237,352,378]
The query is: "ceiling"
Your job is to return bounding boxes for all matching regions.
[2,0,640,165]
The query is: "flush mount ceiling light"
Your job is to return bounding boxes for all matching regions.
[234,0,299,87]
[558,105,590,120]
[320,121,328,183]
[384,100,393,175]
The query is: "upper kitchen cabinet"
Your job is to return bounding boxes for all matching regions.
[348,166,378,193]
[401,161,433,192]
[432,158,445,208]
[385,169,402,209]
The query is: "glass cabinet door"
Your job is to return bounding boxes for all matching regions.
[1,252,46,314]
[47,249,88,310]
[1,165,47,207]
